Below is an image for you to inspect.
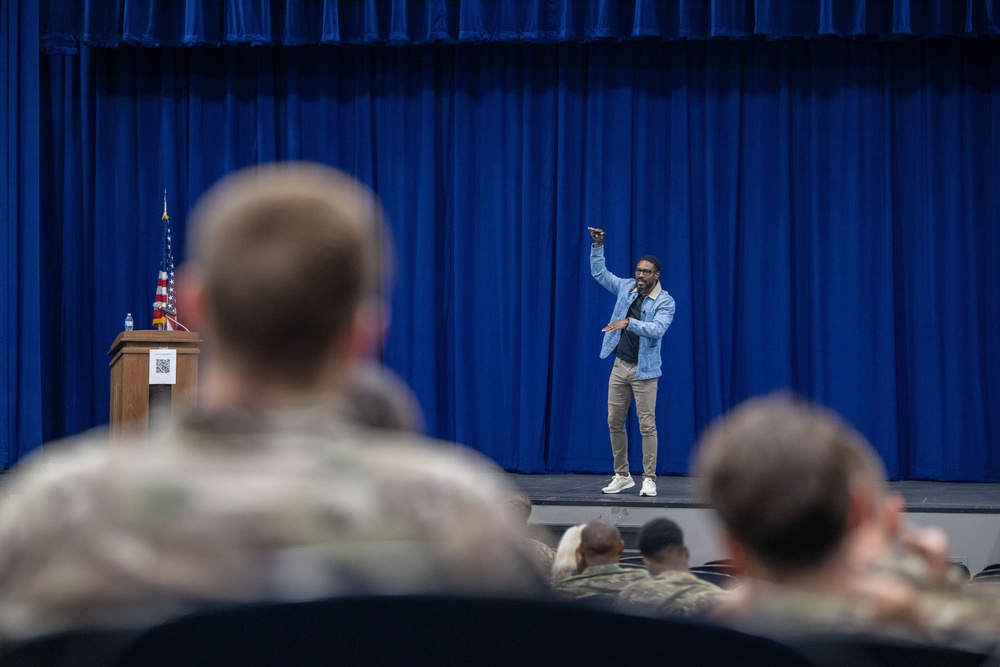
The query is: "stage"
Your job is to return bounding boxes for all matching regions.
[509,474,1000,576]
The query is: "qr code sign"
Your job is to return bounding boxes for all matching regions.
[155,358,172,374]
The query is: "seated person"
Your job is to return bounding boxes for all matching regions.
[550,524,586,585]
[694,394,1000,650]
[616,517,727,617]
[338,360,426,434]
[553,521,647,602]
[501,493,556,576]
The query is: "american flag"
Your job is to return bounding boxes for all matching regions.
[152,191,177,330]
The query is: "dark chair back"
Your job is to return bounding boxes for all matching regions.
[694,559,742,576]
[688,568,736,588]
[115,594,815,667]
[789,634,998,667]
[0,627,139,667]
[618,555,647,567]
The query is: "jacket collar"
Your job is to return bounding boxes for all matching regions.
[632,280,662,301]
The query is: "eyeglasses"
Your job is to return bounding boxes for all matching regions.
[635,268,655,276]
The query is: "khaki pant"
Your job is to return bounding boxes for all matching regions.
[607,357,658,480]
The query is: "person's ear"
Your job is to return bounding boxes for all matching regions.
[343,296,390,362]
[722,530,752,577]
[615,539,625,556]
[882,492,905,539]
[846,478,891,535]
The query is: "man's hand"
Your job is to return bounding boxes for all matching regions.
[588,227,605,247]
[602,319,628,333]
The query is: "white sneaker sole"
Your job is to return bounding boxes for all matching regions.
[602,479,635,494]
[640,485,657,497]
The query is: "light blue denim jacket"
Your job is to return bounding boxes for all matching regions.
[591,245,675,380]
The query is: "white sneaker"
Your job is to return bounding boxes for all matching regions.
[601,474,635,494]
[639,478,657,497]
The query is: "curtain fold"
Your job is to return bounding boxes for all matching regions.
[756,0,999,37]
[2,0,43,467]
[31,39,1000,480]
[41,0,1000,53]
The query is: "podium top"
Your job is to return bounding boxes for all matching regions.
[108,330,202,357]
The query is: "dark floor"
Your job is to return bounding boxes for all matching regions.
[507,474,1000,514]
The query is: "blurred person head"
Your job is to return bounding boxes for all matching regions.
[637,517,690,576]
[340,361,425,434]
[693,393,902,584]
[501,493,534,528]
[179,162,392,408]
[550,524,586,584]
[576,521,625,571]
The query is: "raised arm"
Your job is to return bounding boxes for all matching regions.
[589,228,627,295]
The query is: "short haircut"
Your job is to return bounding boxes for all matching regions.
[637,255,661,273]
[186,163,390,382]
[637,517,684,557]
[694,394,885,573]
[579,521,621,556]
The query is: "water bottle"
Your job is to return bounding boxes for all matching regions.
[124,313,134,332]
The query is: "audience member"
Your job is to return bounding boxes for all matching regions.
[616,517,726,617]
[553,521,647,602]
[0,163,544,643]
[550,524,586,585]
[339,360,426,434]
[501,494,556,575]
[694,393,1000,650]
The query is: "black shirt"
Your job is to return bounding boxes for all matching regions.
[614,294,643,364]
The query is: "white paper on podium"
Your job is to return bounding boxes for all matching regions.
[149,348,177,385]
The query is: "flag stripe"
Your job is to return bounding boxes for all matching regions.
[152,201,176,330]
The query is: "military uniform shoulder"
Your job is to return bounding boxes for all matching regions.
[555,565,648,601]
[3,428,118,490]
[526,538,556,567]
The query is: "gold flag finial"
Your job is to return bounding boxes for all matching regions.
[162,189,169,221]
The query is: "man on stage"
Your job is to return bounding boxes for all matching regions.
[589,227,675,497]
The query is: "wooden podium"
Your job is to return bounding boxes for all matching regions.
[108,330,202,441]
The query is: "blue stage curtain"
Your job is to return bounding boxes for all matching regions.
[1,1,43,466]
[31,38,1000,480]
[40,0,1000,53]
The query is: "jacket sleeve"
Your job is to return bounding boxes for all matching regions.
[590,245,626,295]
[628,293,675,340]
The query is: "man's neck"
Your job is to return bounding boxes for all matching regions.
[199,366,346,413]
[751,551,856,596]
[647,562,687,577]
[582,557,621,570]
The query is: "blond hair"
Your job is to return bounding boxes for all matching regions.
[550,524,586,584]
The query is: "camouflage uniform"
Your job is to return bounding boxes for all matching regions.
[714,558,1000,653]
[525,538,556,574]
[616,570,727,617]
[0,408,544,642]
[553,564,648,601]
